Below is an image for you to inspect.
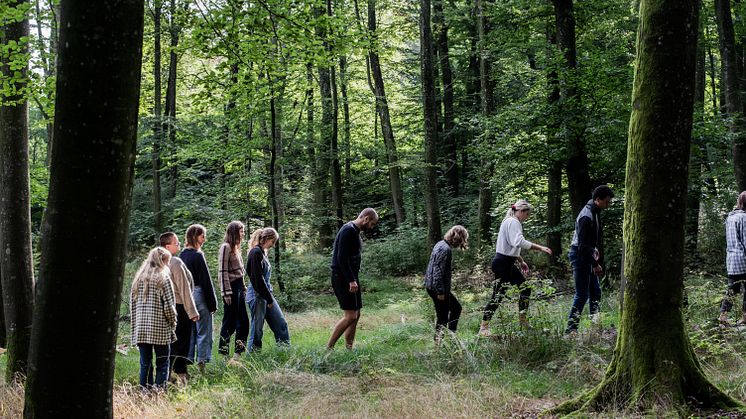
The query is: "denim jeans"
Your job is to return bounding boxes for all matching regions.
[219,280,250,355]
[247,297,290,352]
[138,343,170,389]
[565,246,602,332]
[189,286,213,363]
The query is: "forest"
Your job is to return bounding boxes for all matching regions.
[1,0,746,417]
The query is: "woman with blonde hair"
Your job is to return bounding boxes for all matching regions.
[423,225,469,343]
[217,221,249,362]
[479,200,552,335]
[246,227,290,351]
[130,247,177,390]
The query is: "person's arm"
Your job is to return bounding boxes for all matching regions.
[429,247,447,295]
[336,227,357,283]
[249,248,274,302]
[576,216,599,267]
[176,261,199,320]
[198,252,218,313]
[162,274,177,329]
[218,244,232,298]
[442,247,452,297]
[507,219,533,250]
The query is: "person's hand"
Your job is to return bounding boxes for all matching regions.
[542,246,553,256]
[437,294,445,301]
[349,281,359,293]
[593,265,604,277]
[223,295,232,306]
[520,261,529,275]
[267,302,274,309]
[593,248,600,261]
[190,315,200,322]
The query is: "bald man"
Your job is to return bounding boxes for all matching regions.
[326,208,379,350]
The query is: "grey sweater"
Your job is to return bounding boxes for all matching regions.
[423,240,452,294]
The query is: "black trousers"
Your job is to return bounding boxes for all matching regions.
[482,253,530,322]
[170,304,193,374]
[721,273,746,314]
[219,280,250,355]
[427,288,462,332]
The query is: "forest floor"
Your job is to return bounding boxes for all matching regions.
[1,271,746,418]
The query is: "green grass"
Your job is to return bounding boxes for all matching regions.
[3,271,746,417]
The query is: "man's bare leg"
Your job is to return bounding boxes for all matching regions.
[343,310,360,349]
[327,310,359,349]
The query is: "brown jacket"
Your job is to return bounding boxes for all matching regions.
[169,256,199,319]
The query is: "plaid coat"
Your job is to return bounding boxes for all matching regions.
[130,271,177,346]
[726,209,746,275]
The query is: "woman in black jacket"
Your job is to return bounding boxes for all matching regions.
[423,225,469,343]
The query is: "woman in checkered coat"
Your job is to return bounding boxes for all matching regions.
[130,247,177,390]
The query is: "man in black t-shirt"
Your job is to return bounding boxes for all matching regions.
[326,208,379,350]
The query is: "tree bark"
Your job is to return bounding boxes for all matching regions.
[546,25,563,267]
[554,0,592,217]
[0,0,35,381]
[433,0,458,198]
[553,0,742,413]
[476,0,493,246]
[269,93,285,293]
[368,0,405,226]
[164,0,181,199]
[152,0,163,235]
[421,0,442,247]
[686,0,704,261]
[339,56,352,189]
[24,0,144,416]
[715,0,746,191]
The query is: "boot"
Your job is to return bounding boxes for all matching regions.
[477,321,492,337]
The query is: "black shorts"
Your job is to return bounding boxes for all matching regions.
[331,272,362,310]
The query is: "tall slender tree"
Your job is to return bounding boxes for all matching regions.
[433,0,458,198]
[554,0,592,217]
[0,0,35,381]
[715,0,746,190]
[476,0,493,246]
[368,0,405,226]
[152,0,163,234]
[546,24,563,267]
[421,0,442,246]
[23,0,145,415]
[554,0,743,413]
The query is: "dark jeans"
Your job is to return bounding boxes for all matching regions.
[565,245,602,332]
[138,343,170,389]
[482,253,530,322]
[427,288,461,332]
[170,304,193,374]
[219,280,250,355]
[720,274,746,314]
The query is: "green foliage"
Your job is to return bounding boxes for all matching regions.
[362,227,431,278]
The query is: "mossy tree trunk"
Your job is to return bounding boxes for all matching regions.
[23,0,144,416]
[0,0,35,381]
[553,0,743,414]
[420,0,443,247]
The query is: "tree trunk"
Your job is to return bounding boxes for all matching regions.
[420,0,442,247]
[476,0,493,246]
[686,1,704,261]
[553,0,742,413]
[23,0,144,416]
[554,0,592,217]
[433,0,458,198]
[368,0,405,226]
[0,0,35,381]
[152,0,163,235]
[0,278,5,348]
[164,0,181,199]
[339,56,352,189]
[546,25,563,267]
[715,0,746,191]
[269,93,286,293]
[317,11,339,241]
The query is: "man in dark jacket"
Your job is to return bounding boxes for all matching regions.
[326,208,378,350]
[565,185,614,334]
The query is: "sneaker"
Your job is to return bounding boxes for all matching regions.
[477,327,492,338]
[197,361,206,374]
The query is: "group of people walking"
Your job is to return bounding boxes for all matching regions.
[130,223,289,390]
[423,185,615,340]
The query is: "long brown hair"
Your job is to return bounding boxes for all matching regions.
[185,224,206,248]
[444,225,469,250]
[223,221,245,253]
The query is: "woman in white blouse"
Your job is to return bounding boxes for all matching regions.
[478,200,552,336]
